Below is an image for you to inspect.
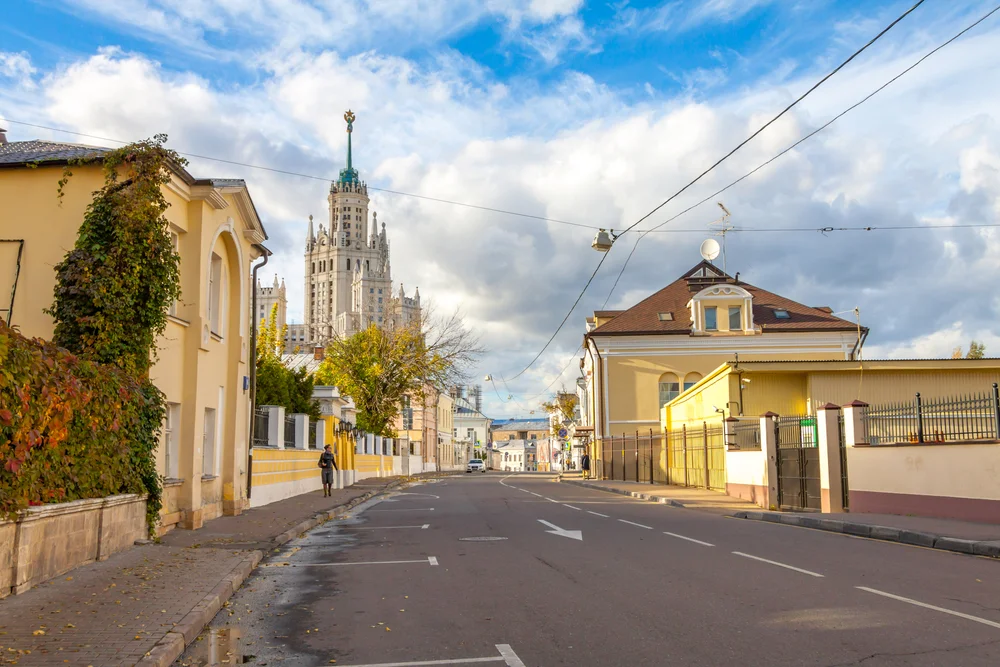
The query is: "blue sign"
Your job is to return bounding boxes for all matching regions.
[558,428,568,438]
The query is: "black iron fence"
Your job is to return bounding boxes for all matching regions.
[731,418,762,451]
[252,407,269,448]
[284,415,296,448]
[864,384,1000,445]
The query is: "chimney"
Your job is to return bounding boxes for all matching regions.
[0,128,7,145]
[313,346,325,361]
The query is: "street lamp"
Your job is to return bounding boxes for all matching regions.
[591,229,617,252]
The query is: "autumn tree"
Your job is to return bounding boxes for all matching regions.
[952,340,986,359]
[542,390,580,434]
[254,303,318,418]
[315,306,482,436]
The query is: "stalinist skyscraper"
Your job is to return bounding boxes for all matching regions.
[302,111,420,344]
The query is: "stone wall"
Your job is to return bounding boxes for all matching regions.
[1,494,146,598]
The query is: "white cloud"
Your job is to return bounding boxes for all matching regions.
[4,8,1000,415]
[0,51,37,88]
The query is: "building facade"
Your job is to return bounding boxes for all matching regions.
[491,418,550,443]
[495,440,537,472]
[0,138,269,532]
[582,260,866,441]
[256,275,286,332]
[452,385,491,458]
[302,111,420,343]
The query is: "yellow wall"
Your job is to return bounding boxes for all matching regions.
[356,454,385,474]
[662,368,734,430]
[324,417,357,471]
[0,161,265,531]
[251,448,323,487]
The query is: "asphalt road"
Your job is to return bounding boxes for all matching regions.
[176,473,1000,666]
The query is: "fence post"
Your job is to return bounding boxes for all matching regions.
[760,412,779,510]
[621,433,626,482]
[635,430,640,482]
[266,405,285,449]
[314,419,326,450]
[915,392,924,443]
[993,383,1000,440]
[682,424,689,488]
[702,421,710,489]
[843,401,869,447]
[816,404,844,513]
[292,414,310,449]
[649,429,655,485]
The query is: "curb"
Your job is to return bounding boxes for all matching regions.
[732,510,1000,559]
[136,479,405,666]
[561,478,701,510]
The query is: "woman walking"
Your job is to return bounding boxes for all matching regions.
[318,444,339,497]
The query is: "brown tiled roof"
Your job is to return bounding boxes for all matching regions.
[591,261,861,336]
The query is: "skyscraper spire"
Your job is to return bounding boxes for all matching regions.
[338,110,360,185]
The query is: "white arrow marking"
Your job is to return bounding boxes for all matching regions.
[538,519,583,541]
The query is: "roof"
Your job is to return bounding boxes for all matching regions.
[282,353,323,374]
[491,418,550,432]
[731,358,1000,371]
[590,261,861,337]
[0,140,109,165]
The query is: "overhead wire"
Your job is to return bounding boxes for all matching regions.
[601,1,1000,306]
[506,0,927,379]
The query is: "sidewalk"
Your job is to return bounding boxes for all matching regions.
[0,474,435,667]
[560,477,1000,559]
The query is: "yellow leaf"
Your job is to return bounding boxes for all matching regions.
[33,630,46,636]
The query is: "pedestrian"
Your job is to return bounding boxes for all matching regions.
[318,444,338,497]
[581,452,591,479]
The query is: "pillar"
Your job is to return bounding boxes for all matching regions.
[843,400,869,447]
[760,413,779,511]
[292,414,309,449]
[816,403,843,513]
[314,419,326,450]
[265,405,285,449]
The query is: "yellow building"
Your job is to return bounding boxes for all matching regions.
[582,260,864,442]
[0,139,268,532]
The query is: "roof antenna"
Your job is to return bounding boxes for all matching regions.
[710,202,733,275]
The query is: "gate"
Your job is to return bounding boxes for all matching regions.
[664,422,726,491]
[775,416,821,511]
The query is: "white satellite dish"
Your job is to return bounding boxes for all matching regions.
[700,238,721,261]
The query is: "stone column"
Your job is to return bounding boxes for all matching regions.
[293,414,309,449]
[724,417,739,451]
[842,401,869,447]
[816,403,844,513]
[265,405,285,449]
[760,413,779,511]
[314,419,326,450]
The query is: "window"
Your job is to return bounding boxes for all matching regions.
[347,258,351,270]
[370,288,374,293]
[168,233,180,317]
[530,434,537,440]
[164,403,180,478]
[657,312,673,321]
[704,306,717,331]
[202,407,217,477]
[518,431,527,439]
[208,252,223,336]
[683,372,703,392]
[658,373,680,408]
[729,306,742,331]
[774,309,791,319]
[366,260,370,271]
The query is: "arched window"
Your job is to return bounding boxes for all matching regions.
[658,372,680,408]
[683,372,703,392]
[347,258,351,270]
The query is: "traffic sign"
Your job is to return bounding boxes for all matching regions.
[558,428,568,438]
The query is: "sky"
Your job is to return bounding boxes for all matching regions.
[3,0,1000,418]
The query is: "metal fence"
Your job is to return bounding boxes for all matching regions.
[731,418,762,451]
[252,408,269,448]
[864,385,1000,445]
[284,416,296,448]
[664,423,726,491]
[838,413,849,510]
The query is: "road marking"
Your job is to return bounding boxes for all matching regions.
[369,508,436,512]
[496,644,527,667]
[336,657,503,666]
[562,504,582,510]
[857,587,1000,629]
[618,519,653,529]
[393,492,441,499]
[538,519,583,541]
[545,498,558,502]
[263,557,439,567]
[587,511,609,518]
[732,551,824,577]
[664,532,714,547]
[345,525,430,530]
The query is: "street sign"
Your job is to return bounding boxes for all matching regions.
[558,428,568,438]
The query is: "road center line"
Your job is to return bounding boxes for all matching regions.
[857,587,1000,629]
[587,511,609,518]
[263,557,439,567]
[618,519,653,529]
[732,551,824,577]
[664,531,714,547]
[562,504,582,510]
[336,657,503,666]
[369,508,435,512]
[496,644,527,667]
[344,525,430,530]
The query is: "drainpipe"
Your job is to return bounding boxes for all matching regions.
[586,334,604,477]
[246,244,271,501]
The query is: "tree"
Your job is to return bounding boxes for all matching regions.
[952,340,986,359]
[254,303,318,418]
[541,390,579,434]
[315,306,482,436]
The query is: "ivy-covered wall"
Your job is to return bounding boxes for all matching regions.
[0,320,161,531]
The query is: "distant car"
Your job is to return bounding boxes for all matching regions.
[466,459,486,473]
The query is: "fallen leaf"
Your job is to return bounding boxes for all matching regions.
[33,630,46,636]
[65,624,75,629]
[65,577,73,581]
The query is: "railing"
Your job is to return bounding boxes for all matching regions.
[284,416,296,448]
[252,407,270,448]
[864,385,1000,445]
[731,418,762,451]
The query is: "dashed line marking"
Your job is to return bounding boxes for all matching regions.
[732,551,823,577]
[618,519,653,529]
[562,504,582,510]
[664,531,714,547]
[857,587,1000,629]
[428,556,439,566]
[587,511,609,518]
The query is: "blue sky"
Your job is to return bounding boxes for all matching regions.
[3,1,1000,417]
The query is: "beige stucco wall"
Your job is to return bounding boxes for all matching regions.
[848,443,1000,501]
[0,162,263,532]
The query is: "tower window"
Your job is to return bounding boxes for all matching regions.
[347,258,351,270]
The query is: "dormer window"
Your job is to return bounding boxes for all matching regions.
[688,284,755,334]
[704,307,718,331]
[774,309,790,319]
[657,312,673,321]
[729,306,741,330]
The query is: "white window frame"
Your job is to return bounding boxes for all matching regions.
[164,402,181,479]
[208,252,223,337]
[202,407,217,477]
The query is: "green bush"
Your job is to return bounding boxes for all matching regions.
[0,321,162,532]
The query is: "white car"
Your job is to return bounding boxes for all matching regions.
[466,459,486,473]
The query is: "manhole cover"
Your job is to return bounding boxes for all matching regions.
[458,537,508,542]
